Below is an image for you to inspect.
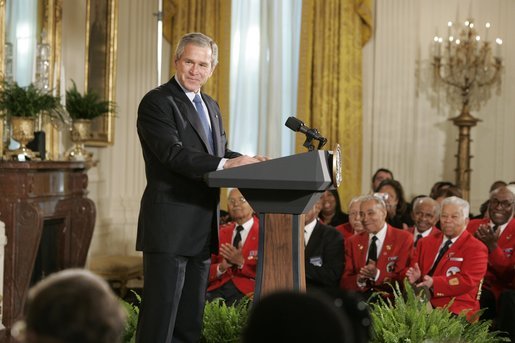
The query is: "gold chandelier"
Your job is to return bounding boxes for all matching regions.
[432,19,503,200]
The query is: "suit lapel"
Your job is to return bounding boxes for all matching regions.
[377,227,394,270]
[434,230,469,275]
[356,233,369,266]
[169,78,214,154]
[499,219,515,243]
[203,96,223,157]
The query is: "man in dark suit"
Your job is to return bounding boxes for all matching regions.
[136,32,262,343]
[304,198,345,293]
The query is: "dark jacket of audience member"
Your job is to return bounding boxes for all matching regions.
[305,221,345,293]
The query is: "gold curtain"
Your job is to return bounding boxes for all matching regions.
[297,0,373,211]
[163,0,232,129]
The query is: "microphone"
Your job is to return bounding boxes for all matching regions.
[285,116,327,150]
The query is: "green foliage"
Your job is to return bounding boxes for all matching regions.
[0,81,63,118]
[120,291,140,343]
[368,280,509,343]
[65,80,114,120]
[201,298,251,343]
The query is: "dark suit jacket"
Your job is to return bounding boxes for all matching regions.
[305,221,345,291]
[136,77,241,255]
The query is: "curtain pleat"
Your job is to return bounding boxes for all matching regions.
[297,0,373,210]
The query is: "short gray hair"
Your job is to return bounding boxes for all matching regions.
[441,196,469,218]
[348,195,366,209]
[175,32,219,68]
[360,194,387,211]
[413,196,440,217]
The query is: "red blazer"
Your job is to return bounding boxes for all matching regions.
[412,230,488,319]
[341,225,413,292]
[467,218,515,298]
[207,216,259,295]
[335,223,354,240]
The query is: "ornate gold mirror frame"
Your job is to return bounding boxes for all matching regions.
[0,0,63,160]
[0,1,5,159]
[84,0,118,146]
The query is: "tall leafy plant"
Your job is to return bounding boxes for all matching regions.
[201,298,251,343]
[120,292,140,343]
[369,280,508,343]
[65,80,114,120]
[0,81,63,118]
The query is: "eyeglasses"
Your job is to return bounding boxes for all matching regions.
[228,197,247,206]
[349,211,360,218]
[490,198,514,210]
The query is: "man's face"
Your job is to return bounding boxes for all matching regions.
[440,203,469,239]
[488,188,515,226]
[360,200,387,234]
[174,43,214,92]
[348,201,364,234]
[372,171,393,191]
[227,190,253,223]
[412,202,438,233]
[304,200,322,225]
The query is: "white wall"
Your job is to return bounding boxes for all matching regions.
[362,0,515,212]
[62,0,157,257]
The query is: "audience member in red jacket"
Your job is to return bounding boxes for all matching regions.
[407,196,488,321]
[467,186,515,322]
[336,196,366,240]
[408,197,440,247]
[341,194,413,298]
[206,189,259,305]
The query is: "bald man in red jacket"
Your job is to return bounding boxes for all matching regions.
[407,196,488,321]
[341,195,413,297]
[206,189,259,305]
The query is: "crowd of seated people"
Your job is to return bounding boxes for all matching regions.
[13,172,513,343]
[208,170,515,342]
[12,172,514,343]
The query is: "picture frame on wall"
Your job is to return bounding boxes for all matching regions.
[84,0,118,146]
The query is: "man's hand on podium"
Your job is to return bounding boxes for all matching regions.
[224,156,260,169]
[223,155,269,169]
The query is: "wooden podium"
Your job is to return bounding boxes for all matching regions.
[206,149,339,301]
[0,161,96,341]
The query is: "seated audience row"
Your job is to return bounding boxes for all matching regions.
[208,179,515,341]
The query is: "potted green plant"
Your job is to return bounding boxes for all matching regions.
[368,280,509,343]
[64,80,115,161]
[0,80,63,159]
